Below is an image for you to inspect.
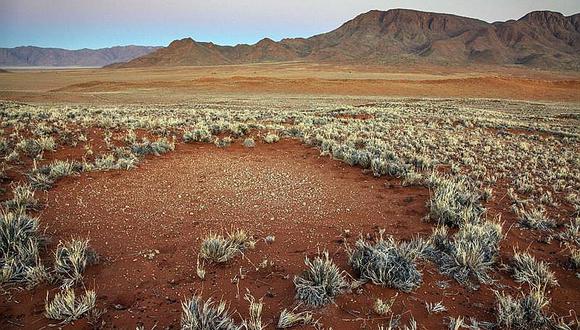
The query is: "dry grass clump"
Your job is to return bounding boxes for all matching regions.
[516,206,556,231]
[199,229,255,263]
[131,137,175,156]
[28,159,84,190]
[243,292,265,330]
[45,288,96,323]
[277,307,313,328]
[16,137,56,158]
[425,301,447,314]
[348,234,425,292]
[183,127,212,143]
[511,251,557,288]
[181,295,239,330]
[558,217,579,244]
[53,238,98,287]
[570,247,580,269]
[426,220,503,287]
[0,211,47,286]
[446,317,494,330]
[374,294,397,315]
[215,136,233,148]
[263,133,280,144]
[495,289,550,329]
[243,138,256,148]
[294,251,348,307]
[428,175,485,227]
[92,152,138,171]
[3,183,40,212]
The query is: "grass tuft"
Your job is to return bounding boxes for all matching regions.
[277,307,313,328]
[3,184,40,212]
[426,220,503,288]
[294,251,348,307]
[349,234,425,292]
[181,295,239,330]
[45,288,96,323]
[243,292,265,330]
[427,175,485,227]
[0,210,47,286]
[263,133,280,144]
[495,289,550,329]
[199,229,255,263]
[54,238,98,287]
[517,206,556,231]
[512,250,558,288]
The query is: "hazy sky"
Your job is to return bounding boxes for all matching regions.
[1,0,579,49]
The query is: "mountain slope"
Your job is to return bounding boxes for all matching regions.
[113,9,580,70]
[0,45,160,67]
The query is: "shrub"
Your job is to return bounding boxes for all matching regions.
[294,251,348,307]
[199,229,255,263]
[427,220,503,287]
[512,251,557,288]
[495,289,550,329]
[349,235,425,292]
[0,211,47,286]
[45,288,96,323]
[181,295,239,330]
[54,239,98,287]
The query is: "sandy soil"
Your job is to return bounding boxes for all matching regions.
[1,139,578,329]
[0,62,579,104]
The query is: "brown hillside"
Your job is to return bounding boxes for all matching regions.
[112,9,580,70]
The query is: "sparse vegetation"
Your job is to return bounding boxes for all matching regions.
[0,97,578,328]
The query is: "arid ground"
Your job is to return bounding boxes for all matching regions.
[0,64,579,329]
[1,62,580,104]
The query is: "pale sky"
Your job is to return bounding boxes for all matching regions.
[1,0,579,49]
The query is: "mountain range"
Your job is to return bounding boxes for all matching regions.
[0,45,159,67]
[112,9,580,70]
